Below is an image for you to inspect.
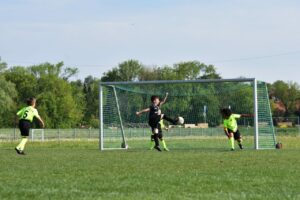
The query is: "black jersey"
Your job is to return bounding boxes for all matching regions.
[148,104,161,123]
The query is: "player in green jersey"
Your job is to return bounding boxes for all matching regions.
[15,97,45,155]
[220,108,251,151]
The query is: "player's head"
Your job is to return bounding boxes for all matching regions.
[27,97,36,107]
[151,95,160,105]
[220,108,232,119]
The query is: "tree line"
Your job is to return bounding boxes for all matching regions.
[0,58,299,128]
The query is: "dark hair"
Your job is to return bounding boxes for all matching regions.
[27,97,36,106]
[220,108,232,117]
[151,95,159,102]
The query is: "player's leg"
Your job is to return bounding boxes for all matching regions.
[226,129,235,150]
[15,120,30,155]
[234,130,243,149]
[158,124,169,151]
[161,114,178,125]
[151,126,161,152]
[150,133,155,150]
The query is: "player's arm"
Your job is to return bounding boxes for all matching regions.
[241,114,253,118]
[34,110,45,128]
[224,127,230,137]
[136,108,150,116]
[159,92,169,106]
[36,115,45,128]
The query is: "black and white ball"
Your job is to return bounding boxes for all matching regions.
[177,117,184,125]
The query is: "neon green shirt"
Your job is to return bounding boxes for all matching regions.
[16,106,40,122]
[223,114,241,132]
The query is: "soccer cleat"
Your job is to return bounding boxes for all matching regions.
[164,147,170,152]
[15,148,26,155]
[238,144,244,149]
[154,146,162,152]
[231,148,235,151]
[15,147,21,154]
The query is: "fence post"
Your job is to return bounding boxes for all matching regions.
[73,128,76,139]
[298,117,300,136]
[58,129,60,141]
[14,128,16,140]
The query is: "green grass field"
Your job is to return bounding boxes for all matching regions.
[0,136,300,200]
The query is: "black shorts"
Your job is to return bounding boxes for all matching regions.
[149,120,163,139]
[228,129,241,140]
[151,131,163,140]
[19,119,31,136]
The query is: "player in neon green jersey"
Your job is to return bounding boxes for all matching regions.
[15,97,45,155]
[220,108,251,151]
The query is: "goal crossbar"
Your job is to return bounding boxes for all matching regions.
[99,78,256,86]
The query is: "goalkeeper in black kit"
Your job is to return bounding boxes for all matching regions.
[136,93,178,151]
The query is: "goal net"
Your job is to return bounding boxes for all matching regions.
[99,79,276,150]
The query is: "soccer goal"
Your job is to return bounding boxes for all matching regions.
[99,79,276,150]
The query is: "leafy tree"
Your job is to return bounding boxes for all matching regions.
[5,62,83,128]
[0,58,7,72]
[0,59,17,127]
[270,81,300,117]
[29,62,78,80]
[4,66,37,105]
[70,80,87,126]
[83,76,100,127]
[174,61,220,80]
[173,61,203,80]
[101,60,142,82]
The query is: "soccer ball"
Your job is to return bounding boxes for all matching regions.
[177,116,184,125]
[275,142,282,149]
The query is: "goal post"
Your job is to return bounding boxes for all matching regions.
[99,78,276,150]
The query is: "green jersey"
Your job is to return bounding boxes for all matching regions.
[223,114,241,132]
[17,106,40,122]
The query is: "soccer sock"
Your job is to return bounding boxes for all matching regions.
[229,137,234,149]
[16,137,28,151]
[163,115,176,124]
[161,139,167,149]
[238,140,242,145]
[153,134,160,147]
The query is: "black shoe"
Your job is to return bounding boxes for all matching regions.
[238,144,244,149]
[231,148,235,151]
[15,148,26,155]
[154,146,162,152]
[15,147,21,154]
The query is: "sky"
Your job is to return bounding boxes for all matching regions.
[0,0,299,83]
